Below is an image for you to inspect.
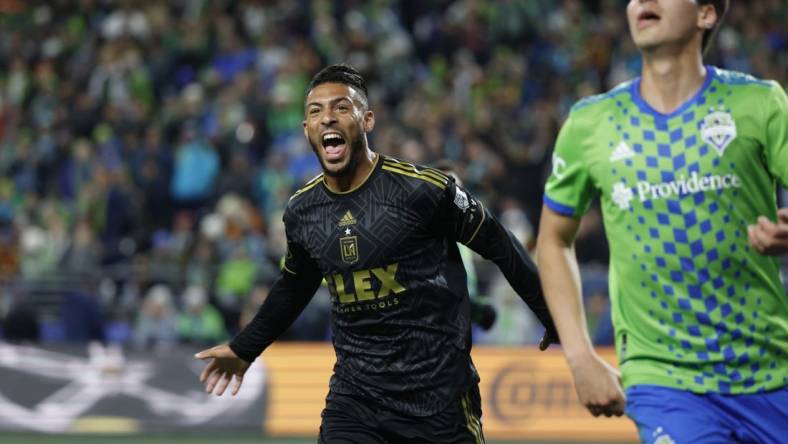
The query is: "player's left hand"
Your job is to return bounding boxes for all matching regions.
[538,329,559,351]
[748,209,788,256]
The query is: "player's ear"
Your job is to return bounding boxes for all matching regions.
[697,2,717,30]
[363,110,375,133]
[302,120,308,139]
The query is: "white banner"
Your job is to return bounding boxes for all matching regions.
[0,343,267,433]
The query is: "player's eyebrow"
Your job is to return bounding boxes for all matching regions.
[305,96,352,109]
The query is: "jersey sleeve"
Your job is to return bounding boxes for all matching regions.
[435,180,557,335]
[281,208,322,279]
[763,81,788,187]
[543,112,596,217]
[282,238,319,277]
[229,209,323,362]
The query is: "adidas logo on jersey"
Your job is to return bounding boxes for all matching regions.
[609,141,635,162]
[338,210,357,227]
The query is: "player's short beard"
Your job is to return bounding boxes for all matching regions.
[314,134,364,178]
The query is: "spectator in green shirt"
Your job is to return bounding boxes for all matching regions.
[177,285,227,345]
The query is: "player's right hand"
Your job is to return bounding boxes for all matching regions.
[748,209,788,256]
[568,352,626,417]
[195,344,252,396]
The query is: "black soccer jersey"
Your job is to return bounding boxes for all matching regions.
[230,154,555,416]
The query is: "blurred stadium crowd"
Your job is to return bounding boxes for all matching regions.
[0,0,785,349]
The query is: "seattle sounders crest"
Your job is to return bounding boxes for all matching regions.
[700,107,737,156]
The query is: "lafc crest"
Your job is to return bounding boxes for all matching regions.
[340,236,358,264]
[700,107,737,156]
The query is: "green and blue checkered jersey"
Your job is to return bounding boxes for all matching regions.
[544,66,788,394]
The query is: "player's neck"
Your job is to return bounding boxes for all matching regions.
[324,149,378,193]
[639,46,706,115]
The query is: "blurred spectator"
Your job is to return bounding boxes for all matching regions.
[170,211,196,260]
[19,225,53,278]
[176,285,227,345]
[133,284,178,351]
[215,243,258,333]
[214,150,254,201]
[101,2,150,41]
[1,300,39,343]
[133,126,173,233]
[240,281,269,330]
[61,219,101,276]
[61,280,105,342]
[99,168,138,264]
[146,230,181,287]
[185,234,218,289]
[498,198,536,251]
[255,152,295,219]
[170,123,219,210]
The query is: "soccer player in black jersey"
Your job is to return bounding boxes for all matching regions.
[196,64,558,443]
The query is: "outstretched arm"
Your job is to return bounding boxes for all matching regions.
[748,208,788,256]
[535,206,624,417]
[441,182,557,347]
[228,266,323,361]
[196,241,322,396]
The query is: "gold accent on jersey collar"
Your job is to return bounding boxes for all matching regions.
[382,159,448,189]
[322,152,380,195]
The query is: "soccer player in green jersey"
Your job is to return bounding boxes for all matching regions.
[536,0,788,442]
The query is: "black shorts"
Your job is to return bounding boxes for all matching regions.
[318,385,485,444]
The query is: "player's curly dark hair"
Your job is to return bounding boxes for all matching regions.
[699,0,729,55]
[306,64,368,105]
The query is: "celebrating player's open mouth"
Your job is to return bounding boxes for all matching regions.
[321,131,347,162]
